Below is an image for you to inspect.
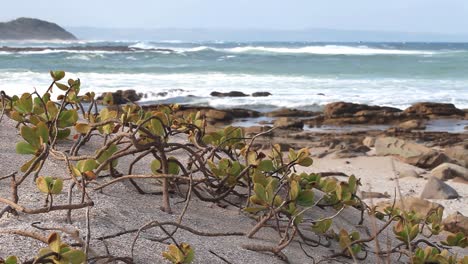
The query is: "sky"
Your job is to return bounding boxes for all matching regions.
[1,0,468,34]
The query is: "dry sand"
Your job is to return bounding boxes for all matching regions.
[0,118,466,263]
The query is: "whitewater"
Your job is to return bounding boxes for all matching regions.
[0,41,467,111]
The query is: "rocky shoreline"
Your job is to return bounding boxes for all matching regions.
[101,89,468,218]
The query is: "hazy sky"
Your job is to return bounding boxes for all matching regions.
[1,0,468,34]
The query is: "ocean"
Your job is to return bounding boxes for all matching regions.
[1,41,467,112]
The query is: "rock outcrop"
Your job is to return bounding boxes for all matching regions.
[0,18,76,40]
[375,137,449,169]
[430,163,468,181]
[404,102,465,118]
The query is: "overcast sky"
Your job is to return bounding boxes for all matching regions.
[1,0,468,34]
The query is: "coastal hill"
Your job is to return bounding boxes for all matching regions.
[0,17,76,40]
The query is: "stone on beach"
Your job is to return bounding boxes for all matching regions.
[404,102,465,118]
[444,144,468,168]
[442,212,468,235]
[210,91,249,97]
[420,177,459,199]
[376,197,443,218]
[397,119,426,130]
[273,117,304,130]
[431,163,468,181]
[375,137,449,169]
[251,92,272,97]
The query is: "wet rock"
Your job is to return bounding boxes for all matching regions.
[431,163,468,181]
[397,119,426,130]
[97,89,143,104]
[404,102,464,118]
[266,108,318,118]
[375,137,449,169]
[323,102,402,125]
[442,212,468,235]
[398,169,420,178]
[210,91,248,97]
[273,117,304,130]
[420,177,459,199]
[362,136,376,147]
[251,92,272,97]
[244,126,272,136]
[444,144,468,168]
[376,197,443,218]
[324,102,401,118]
[205,109,233,123]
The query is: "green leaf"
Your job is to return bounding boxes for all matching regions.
[150,118,165,136]
[151,159,161,174]
[298,157,313,167]
[297,190,314,207]
[75,123,91,134]
[55,82,69,91]
[20,125,40,149]
[36,176,50,194]
[61,249,86,264]
[168,158,180,175]
[47,232,61,253]
[254,183,267,202]
[16,141,36,155]
[50,178,63,194]
[76,159,98,173]
[290,180,300,200]
[50,70,65,81]
[5,256,18,264]
[258,160,274,172]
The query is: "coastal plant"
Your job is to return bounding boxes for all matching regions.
[0,71,465,263]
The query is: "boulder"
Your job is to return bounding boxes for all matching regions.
[420,177,459,199]
[266,108,318,118]
[98,89,143,104]
[210,91,248,97]
[376,197,443,218]
[273,117,304,130]
[404,102,464,117]
[397,119,426,130]
[360,191,390,199]
[322,102,402,125]
[251,92,272,97]
[205,110,233,123]
[442,212,468,235]
[375,137,449,169]
[324,102,401,118]
[362,136,376,148]
[243,126,272,136]
[430,163,468,181]
[444,144,468,168]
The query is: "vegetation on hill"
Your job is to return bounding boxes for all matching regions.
[0,18,76,40]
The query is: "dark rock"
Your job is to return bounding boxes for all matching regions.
[274,117,304,130]
[0,17,77,40]
[360,191,390,199]
[404,102,464,118]
[210,91,248,97]
[317,93,325,96]
[252,92,272,97]
[420,177,459,199]
[323,102,402,125]
[266,108,319,118]
[97,89,142,105]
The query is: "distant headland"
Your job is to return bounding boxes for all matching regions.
[0,17,76,40]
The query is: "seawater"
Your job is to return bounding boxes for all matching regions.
[0,41,467,111]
